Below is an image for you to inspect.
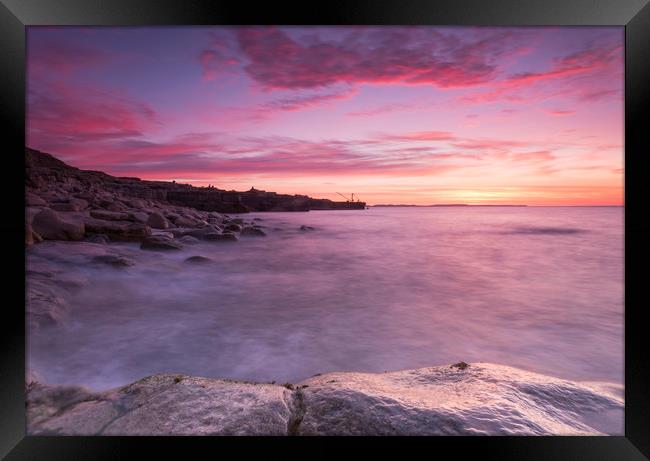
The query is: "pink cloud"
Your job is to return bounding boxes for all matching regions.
[545,109,575,116]
[217,27,533,90]
[262,87,357,112]
[383,131,456,142]
[462,40,622,105]
[83,136,465,179]
[27,81,158,154]
[27,41,114,77]
[512,150,555,162]
[199,87,357,126]
[346,102,413,117]
[450,139,525,150]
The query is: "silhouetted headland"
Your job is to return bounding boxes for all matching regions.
[26,148,365,214]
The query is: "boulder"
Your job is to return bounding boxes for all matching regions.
[84,217,151,241]
[140,235,183,250]
[174,216,200,228]
[26,206,44,224]
[224,223,242,233]
[185,255,212,264]
[100,200,126,212]
[151,230,175,239]
[26,192,47,207]
[241,226,266,237]
[300,225,315,231]
[70,198,89,210]
[32,209,85,241]
[178,235,200,245]
[90,209,131,221]
[146,212,169,230]
[50,200,87,212]
[168,227,194,238]
[122,198,146,209]
[25,221,43,246]
[184,226,222,239]
[204,232,238,242]
[85,234,110,245]
[128,211,149,223]
[92,254,136,267]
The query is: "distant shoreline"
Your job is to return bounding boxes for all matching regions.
[372,204,526,207]
[371,204,623,208]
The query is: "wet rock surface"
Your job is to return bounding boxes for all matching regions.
[27,375,293,435]
[26,363,623,436]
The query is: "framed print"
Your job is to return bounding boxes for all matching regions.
[1,0,649,459]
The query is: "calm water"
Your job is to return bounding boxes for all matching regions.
[27,206,624,391]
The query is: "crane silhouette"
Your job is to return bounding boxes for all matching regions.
[336,192,360,202]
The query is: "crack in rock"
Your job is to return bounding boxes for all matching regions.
[286,388,306,436]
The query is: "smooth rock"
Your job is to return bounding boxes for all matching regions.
[204,232,238,242]
[49,198,88,212]
[85,234,110,244]
[32,209,85,241]
[224,223,242,233]
[241,226,266,237]
[295,363,623,436]
[146,212,170,230]
[92,254,136,267]
[90,209,130,221]
[128,211,149,223]
[151,230,175,239]
[140,235,183,250]
[84,217,151,241]
[26,192,47,207]
[24,364,623,436]
[25,221,43,245]
[185,255,212,264]
[173,216,200,228]
[27,375,293,436]
[184,226,222,239]
[178,235,200,245]
[26,206,44,224]
[100,200,126,212]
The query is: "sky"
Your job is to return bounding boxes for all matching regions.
[26,26,624,205]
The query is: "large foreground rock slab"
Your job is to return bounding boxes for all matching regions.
[296,363,623,436]
[27,375,294,435]
[25,363,622,436]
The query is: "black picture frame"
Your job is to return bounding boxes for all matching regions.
[2,0,648,458]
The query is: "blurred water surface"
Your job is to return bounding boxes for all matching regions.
[28,206,624,391]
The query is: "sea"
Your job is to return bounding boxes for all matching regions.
[27,206,624,392]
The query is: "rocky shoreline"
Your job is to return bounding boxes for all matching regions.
[26,147,364,216]
[26,148,275,329]
[26,363,623,435]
